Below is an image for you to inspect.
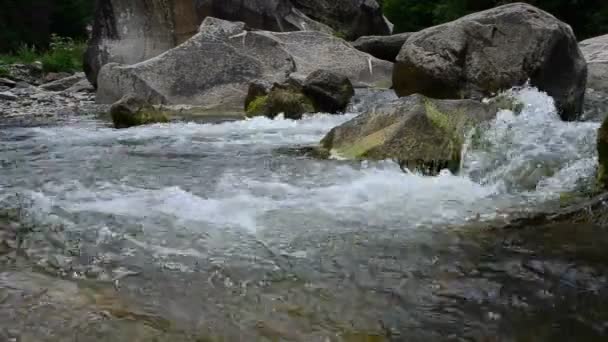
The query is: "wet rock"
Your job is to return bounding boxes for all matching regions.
[0,91,18,101]
[40,72,86,92]
[320,94,498,174]
[599,118,608,189]
[97,17,392,111]
[352,32,413,62]
[580,34,608,122]
[302,70,354,113]
[393,3,587,121]
[110,95,169,129]
[244,80,273,111]
[246,85,315,120]
[347,88,398,113]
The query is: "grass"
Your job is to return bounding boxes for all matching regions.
[0,34,86,74]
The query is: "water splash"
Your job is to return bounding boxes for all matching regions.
[0,88,600,242]
[462,87,599,197]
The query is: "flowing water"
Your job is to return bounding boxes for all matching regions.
[0,88,607,341]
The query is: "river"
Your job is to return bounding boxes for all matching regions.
[0,88,607,341]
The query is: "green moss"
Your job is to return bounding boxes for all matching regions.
[245,95,268,117]
[332,30,348,40]
[0,65,9,78]
[0,35,86,74]
[246,89,315,120]
[333,123,399,159]
[424,99,470,162]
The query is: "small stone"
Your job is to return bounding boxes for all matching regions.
[0,78,16,88]
[43,72,71,84]
[85,265,104,278]
[0,91,17,101]
[47,254,73,271]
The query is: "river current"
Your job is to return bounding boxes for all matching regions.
[0,88,606,340]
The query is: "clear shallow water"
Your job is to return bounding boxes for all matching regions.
[0,88,606,340]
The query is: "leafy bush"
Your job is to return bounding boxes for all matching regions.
[0,34,85,74]
[0,65,9,78]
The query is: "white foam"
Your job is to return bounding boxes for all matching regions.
[462,87,600,196]
[18,113,356,149]
[2,88,600,241]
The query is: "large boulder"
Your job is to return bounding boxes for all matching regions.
[320,95,499,174]
[96,17,393,112]
[110,95,169,129]
[290,0,391,40]
[393,3,587,121]
[580,34,608,122]
[85,0,388,87]
[246,85,315,120]
[352,33,412,62]
[245,70,354,118]
[303,70,354,113]
[85,0,198,87]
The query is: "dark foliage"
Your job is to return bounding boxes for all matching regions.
[0,0,93,53]
[382,0,608,40]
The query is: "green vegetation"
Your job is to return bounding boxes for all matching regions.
[246,89,315,120]
[40,35,86,73]
[0,35,86,74]
[0,0,93,53]
[245,96,269,117]
[381,0,608,40]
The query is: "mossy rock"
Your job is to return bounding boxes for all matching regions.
[0,65,9,78]
[111,110,169,129]
[110,95,169,129]
[598,118,608,189]
[321,94,498,175]
[245,88,315,120]
[245,95,268,118]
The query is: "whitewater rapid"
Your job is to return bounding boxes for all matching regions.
[0,88,601,270]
